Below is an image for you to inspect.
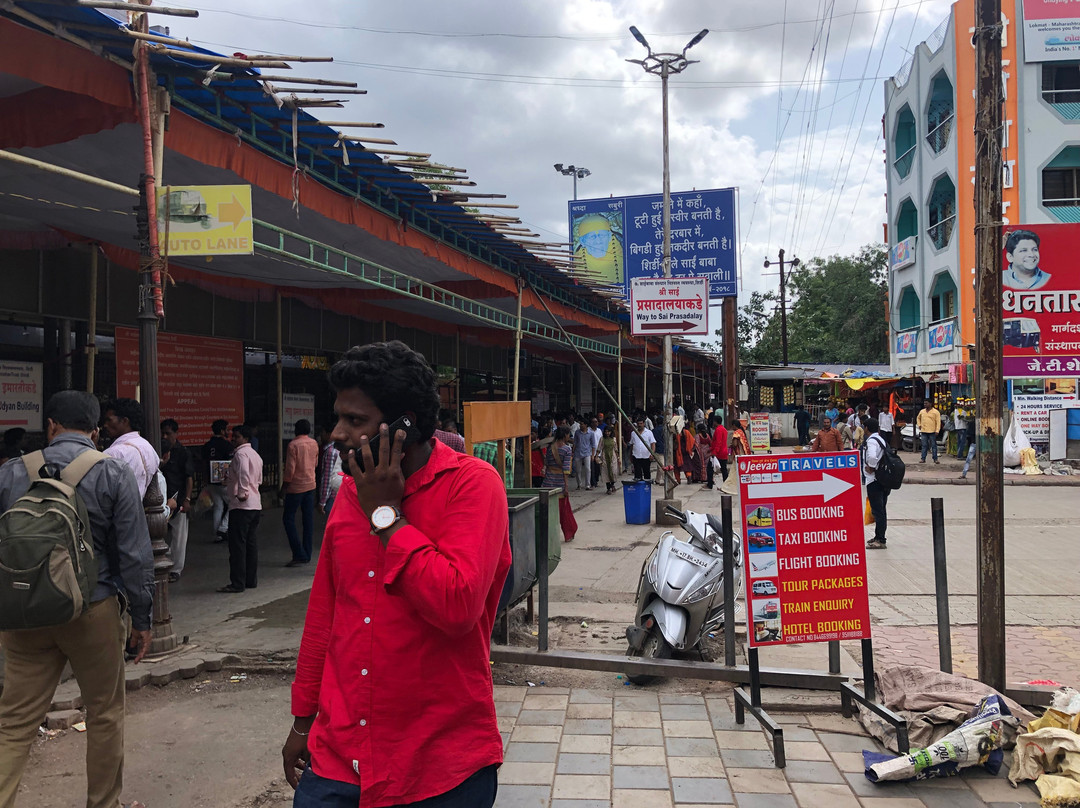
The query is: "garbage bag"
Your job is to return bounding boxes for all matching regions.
[1009,727,1080,805]
[864,695,1018,782]
[1004,416,1031,468]
[1021,447,1042,475]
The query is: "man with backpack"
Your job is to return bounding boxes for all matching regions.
[0,391,154,807]
[863,416,903,549]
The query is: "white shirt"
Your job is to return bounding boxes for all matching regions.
[104,431,160,495]
[631,428,655,459]
[878,411,894,433]
[864,433,886,486]
[644,417,654,431]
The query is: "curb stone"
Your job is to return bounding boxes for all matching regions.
[45,708,82,730]
[55,653,241,709]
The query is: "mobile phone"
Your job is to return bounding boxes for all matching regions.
[353,414,422,472]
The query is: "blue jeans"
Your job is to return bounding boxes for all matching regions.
[293,764,497,807]
[961,443,976,477]
[956,429,970,459]
[920,432,938,461]
[283,489,315,562]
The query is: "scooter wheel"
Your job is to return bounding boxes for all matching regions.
[625,627,673,686]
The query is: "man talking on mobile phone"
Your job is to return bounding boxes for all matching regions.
[282,341,511,807]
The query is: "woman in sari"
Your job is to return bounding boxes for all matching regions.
[599,427,619,494]
[543,426,576,541]
[729,415,750,458]
[693,421,711,484]
[679,424,697,483]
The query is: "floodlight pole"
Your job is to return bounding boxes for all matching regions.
[554,163,591,200]
[628,26,709,510]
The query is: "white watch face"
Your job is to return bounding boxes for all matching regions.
[371,506,398,530]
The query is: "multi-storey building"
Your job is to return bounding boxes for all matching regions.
[884,0,1080,375]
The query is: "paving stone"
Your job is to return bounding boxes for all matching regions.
[667,737,722,757]
[664,720,716,738]
[200,652,236,672]
[501,731,511,750]
[560,734,611,754]
[613,744,661,765]
[669,757,727,778]
[672,776,733,804]
[726,768,790,794]
[615,710,662,728]
[511,725,562,743]
[552,801,609,808]
[45,709,82,730]
[829,752,866,773]
[557,753,611,775]
[781,760,845,784]
[910,776,970,789]
[615,727,665,747]
[492,784,550,807]
[613,765,670,790]
[661,694,707,705]
[613,790,674,808]
[178,658,203,678]
[712,713,761,731]
[855,800,926,808]
[782,742,830,761]
[818,732,877,753]
[567,703,611,719]
[720,749,776,769]
[497,716,517,734]
[730,794,797,808]
[663,703,712,721]
[499,761,557,785]
[615,694,661,711]
[967,777,1039,802]
[517,709,567,726]
[917,788,1003,808]
[551,774,610,801]
[564,718,612,735]
[807,714,865,732]
[842,772,915,799]
[496,701,522,717]
[523,694,569,710]
[504,742,559,763]
[779,726,819,742]
[494,685,529,702]
[148,662,180,686]
[715,730,770,751]
[569,688,613,704]
[789,783,862,808]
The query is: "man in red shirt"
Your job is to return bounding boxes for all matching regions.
[282,341,511,807]
[708,415,729,488]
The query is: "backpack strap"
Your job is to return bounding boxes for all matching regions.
[21,450,47,480]
[59,449,108,487]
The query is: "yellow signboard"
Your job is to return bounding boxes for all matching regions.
[157,185,253,257]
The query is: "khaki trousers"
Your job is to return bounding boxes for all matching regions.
[0,596,128,808]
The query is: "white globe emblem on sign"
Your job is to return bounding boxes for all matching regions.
[933,324,947,347]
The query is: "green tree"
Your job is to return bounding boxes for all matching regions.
[724,244,889,365]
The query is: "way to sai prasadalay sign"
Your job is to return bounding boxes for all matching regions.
[157,185,253,257]
[738,451,871,648]
[629,276,709,337]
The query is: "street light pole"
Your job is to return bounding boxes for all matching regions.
[763,249,800,366]
[554,163,591,200]
[628,25,709,512]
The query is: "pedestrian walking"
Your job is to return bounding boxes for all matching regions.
[202,419,233,542]
[630,416,656,482]
[693,422,710,484]
[954,408,970,459]
[793,404,811,445]
[282,419,319,566]
[708,415,729,486]
[960,418,977,478]
[282,342,510,807]
[863,417,891,549]
[599,427,619,494]
[917,399,942,464]
[729,416,750,457]
[589,417,603,488]
[811,417,844,452]
[0,391,154,808]
[219,424,263,593]
[878,407,894,450]
[101,398,160,497]
[573,416,597,490]
[160,418,193,583]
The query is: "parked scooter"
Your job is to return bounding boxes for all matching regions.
[624,506,743,685]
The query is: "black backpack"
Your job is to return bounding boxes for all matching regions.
[870,434,906,490]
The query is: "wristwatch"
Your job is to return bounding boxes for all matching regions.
[370,505,404,534]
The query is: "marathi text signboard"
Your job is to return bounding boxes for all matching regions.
[629,277,708,336]
[570,187,737,299]
[158,184,253,257]
[0,361,42,431]
[283,393,315,439]
[115,327,245,445]
[749,412,771,453]
[1021,0,1080,62]
[738,451,871,648]
[1002,223,1080,377]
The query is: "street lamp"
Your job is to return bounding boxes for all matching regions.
[553,163,591,200]
[627,25,709,510]
[763,249,800,366]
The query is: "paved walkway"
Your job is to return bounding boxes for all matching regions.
[492,686,1040,808]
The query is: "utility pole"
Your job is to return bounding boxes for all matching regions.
[628,25,709,519]
[973,0,1005,691]
[764,249,799,366]
[723,298,738,423]
[554,163,591,200]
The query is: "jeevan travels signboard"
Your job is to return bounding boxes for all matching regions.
[738,451,871,648]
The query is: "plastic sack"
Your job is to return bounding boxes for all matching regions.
[710,456,721,473]
[1009,727,1080,805]
[1003,416,1032,468]
[864,498,875,525]
[864,695,1018,782]
[1020,447,1042,475]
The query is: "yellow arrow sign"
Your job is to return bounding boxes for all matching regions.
[158,185,253,256]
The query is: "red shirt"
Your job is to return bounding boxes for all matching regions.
[291,440,511,806]
[711,424,730,460]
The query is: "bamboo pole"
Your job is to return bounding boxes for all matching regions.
[297,121,384,128]
[274,87,368,95]
[74,0,199,16]
[251,74,358,87]
[453,202,519,209]
[0,150,137,196]
[147,45,291,68]
[366,149,432,158]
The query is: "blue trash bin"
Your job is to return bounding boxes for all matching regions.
[622,481,651,525]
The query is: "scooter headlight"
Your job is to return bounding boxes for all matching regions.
[684,576,720,604]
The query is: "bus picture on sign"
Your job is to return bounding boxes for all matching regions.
[737,451,871,648]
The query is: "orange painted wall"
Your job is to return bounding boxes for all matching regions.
[954,0,1020,348]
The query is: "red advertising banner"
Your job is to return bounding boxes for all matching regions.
[1002,223,1080,378]
[738,451,871,647]
[115,327,245,445]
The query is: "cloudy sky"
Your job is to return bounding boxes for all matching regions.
[163,0,954,304]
